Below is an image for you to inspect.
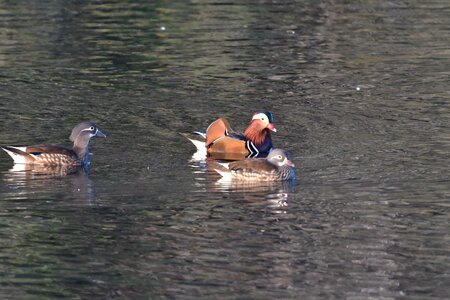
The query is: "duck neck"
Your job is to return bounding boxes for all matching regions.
[73,137,91,162]
[243,123,270,146]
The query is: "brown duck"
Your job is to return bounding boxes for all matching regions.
[214,148,295,181]
[1,122,106,167]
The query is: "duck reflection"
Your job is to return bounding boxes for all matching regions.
[215,179,295,210]
[2,164,96,205]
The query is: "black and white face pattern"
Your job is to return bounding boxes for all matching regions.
[267,149,294,167]
[81,125,100,138]
[70,122,106,142]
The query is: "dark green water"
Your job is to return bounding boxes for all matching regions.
[0,0,449,299]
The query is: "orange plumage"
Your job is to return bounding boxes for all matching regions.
[203,112,276,160]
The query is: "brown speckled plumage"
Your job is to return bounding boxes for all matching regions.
[216,148,296,182]
[1,122,105,167]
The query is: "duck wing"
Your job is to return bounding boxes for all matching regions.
[228,158,276,173]
[207,136,251,161]
[25,144,77,157]
[206,117,234,147]
[1,144,78,164]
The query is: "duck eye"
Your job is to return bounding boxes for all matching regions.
[277,155,283,160]
[89,126,95,131]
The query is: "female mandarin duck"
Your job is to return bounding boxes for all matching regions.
[214,148,295,181]
[1,122,106,167]
[186,111,276,160]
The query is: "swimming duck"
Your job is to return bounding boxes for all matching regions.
[186,111,276,160]
[1,122,106,167]
[214,148,295,181]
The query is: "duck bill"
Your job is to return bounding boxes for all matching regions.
[95,129,107,138]
[286,159,295,167]
[266,123,277,132]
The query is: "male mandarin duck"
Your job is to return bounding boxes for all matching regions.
[214,148,295,181]
[1,122,106,168]
[186,111,276,160]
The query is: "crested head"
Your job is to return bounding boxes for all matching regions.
[251,111,273,124]
[243,111,276,145]
[267,148,295,168]
[259,111,273,123]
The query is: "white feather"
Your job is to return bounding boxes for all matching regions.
[187,138,206,153]
[7,146,26,152]
[216,162,230,169]
[192,131,206,139]
[214,168,233,180]
[190,148,207,161]
[1,146,36,164]
[185,135,207,161]
[10,163,27,172]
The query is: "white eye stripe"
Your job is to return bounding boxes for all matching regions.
[252,113,267,121]
[81,126,96,132]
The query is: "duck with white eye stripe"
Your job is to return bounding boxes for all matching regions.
[214,148,295,182]
[1,122,106,168]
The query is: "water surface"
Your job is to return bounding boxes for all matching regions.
[0,0,449,299]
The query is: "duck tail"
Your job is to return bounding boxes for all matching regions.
[213,168,233,180]
[212,161,232,179]
[1,146,36,164]
[182,132,206,151]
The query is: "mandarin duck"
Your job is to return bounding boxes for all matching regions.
[214,148,295,182]
[1,122,106,168]
[186,111,276,160]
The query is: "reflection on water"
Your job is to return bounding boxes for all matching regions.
[214,180,293,213]
[2,165,96,205]
[0,0,449,299]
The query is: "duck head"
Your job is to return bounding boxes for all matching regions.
[70,122,106,157]
[243,111,276,145]
[267,148,295,167]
